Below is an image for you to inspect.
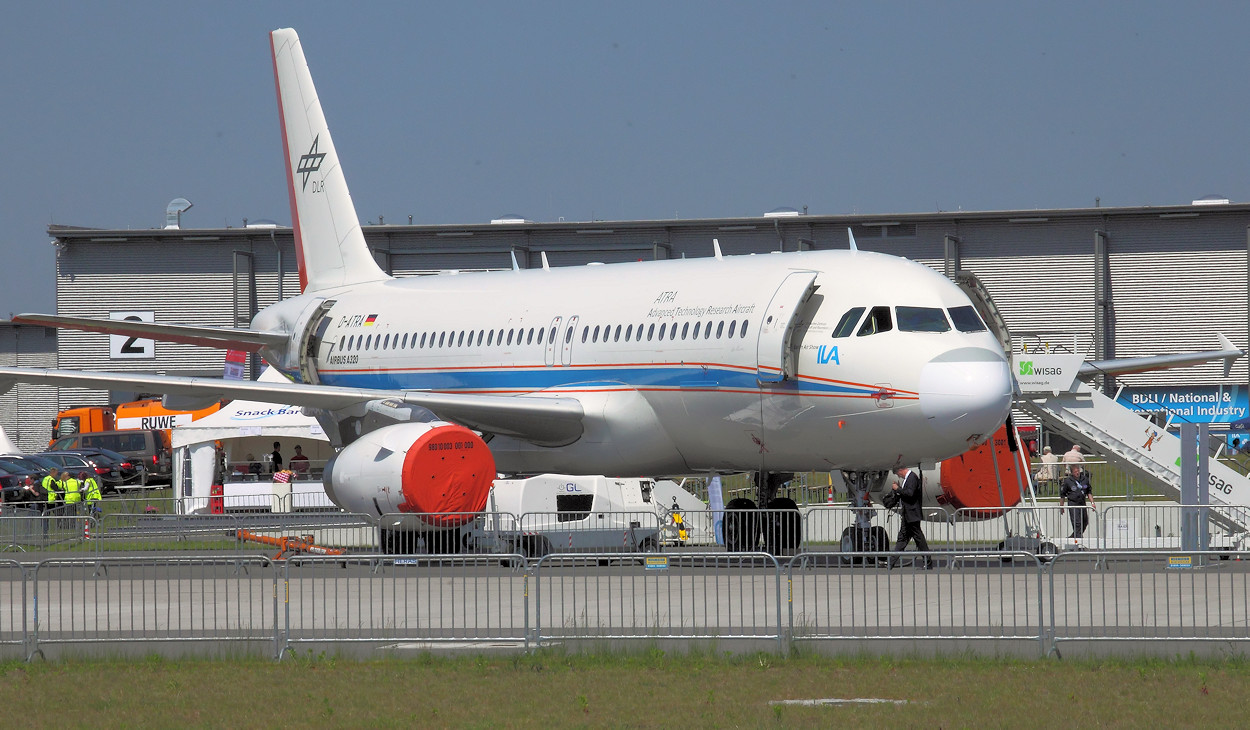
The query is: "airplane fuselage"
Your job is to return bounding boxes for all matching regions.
[258,248,1012,477]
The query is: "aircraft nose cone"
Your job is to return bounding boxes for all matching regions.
[918,347,1013,441]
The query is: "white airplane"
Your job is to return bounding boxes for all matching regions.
[0,28,1015,533]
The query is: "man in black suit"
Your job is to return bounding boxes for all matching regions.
[1058,464,1096,538]
[889,465,934,569]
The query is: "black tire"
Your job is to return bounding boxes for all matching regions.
[763,497,801,555]
[724,498,759,552]
[521,536,552,560]
[424,528,462,555]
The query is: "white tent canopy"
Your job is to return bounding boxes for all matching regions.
[171,368,334,513]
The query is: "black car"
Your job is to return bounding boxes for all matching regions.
[77,447,145,486]
[33,452,115,490]
[0,455,53,482]
[0,464,43,508]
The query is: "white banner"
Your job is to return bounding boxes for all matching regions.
[109,311,155,359]
[708,475,725,545]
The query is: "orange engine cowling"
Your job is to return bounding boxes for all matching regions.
[322,422,496,529]
[925,423,1027,519]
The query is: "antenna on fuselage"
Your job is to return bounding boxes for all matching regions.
[712,238,724,261]
[846,227,858,252]
[540,251,551,271]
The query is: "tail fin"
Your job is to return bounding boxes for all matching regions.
[270,28,389,293]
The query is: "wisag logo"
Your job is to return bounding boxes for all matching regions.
[1018,360,1062,377]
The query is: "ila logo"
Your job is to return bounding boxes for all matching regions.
[817,345,839,365]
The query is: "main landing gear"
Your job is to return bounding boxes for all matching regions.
[722,472,802,556]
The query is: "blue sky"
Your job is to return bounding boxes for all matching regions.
[3,1,1248,317]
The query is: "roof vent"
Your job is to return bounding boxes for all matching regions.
[491,214,531,224]
[763,206,801,218]
[1192,194,1230,206]
[164,198,193,229]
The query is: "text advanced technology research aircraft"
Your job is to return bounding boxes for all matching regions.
[0,28,1014,532]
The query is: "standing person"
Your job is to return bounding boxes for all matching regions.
[269,442,283,474]
[1062,444,1086,467]
[61,471,82,515]
[888,465,934,569]
[1036,446,1061,495]
[1059,464,1096,538]
[82,471,104,514]
[288,444,310,476]
[42,467,63,513]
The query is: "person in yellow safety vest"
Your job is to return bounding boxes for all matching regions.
[62,471,83,515]
[81,471,103,514]
[42,467,63,512]
[671,499,687,545]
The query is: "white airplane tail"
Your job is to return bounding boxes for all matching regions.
[270,28,389,293]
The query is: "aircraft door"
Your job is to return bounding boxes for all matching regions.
[299,299,336,385]
[544,316,563,366]
[755,272,818,383]
[560,315,580,366]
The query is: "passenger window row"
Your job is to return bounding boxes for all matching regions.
[832,304,988,338]
[580,319,750,344]
[336,317,753,353]
[340,325,558,353]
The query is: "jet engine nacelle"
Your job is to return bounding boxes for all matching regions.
[322,421,496,530]
[917,422,1027,520]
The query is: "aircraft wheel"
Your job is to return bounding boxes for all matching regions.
[724,498,759,552]
[425,528,462,555]
[763,498,802,555]
[839,526,862,565]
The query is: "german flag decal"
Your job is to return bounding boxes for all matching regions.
[364,314,378,326]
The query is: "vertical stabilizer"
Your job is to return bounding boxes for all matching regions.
[271,28,389,293]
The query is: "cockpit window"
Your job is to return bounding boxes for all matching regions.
[948,305,988,333]
[897,306,951,333]
[832,307,865,338]
[856,306,893,337]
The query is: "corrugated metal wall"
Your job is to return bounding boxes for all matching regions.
[0,325,58,452]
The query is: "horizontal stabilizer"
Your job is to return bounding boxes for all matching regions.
[10,313,289,353]
[0,366,584,446]
[1079,334,1243,379]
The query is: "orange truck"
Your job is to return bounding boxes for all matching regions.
[50,399,224,446]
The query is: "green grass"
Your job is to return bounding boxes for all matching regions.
[0,651,1246,728]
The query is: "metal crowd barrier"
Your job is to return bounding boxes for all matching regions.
[27,555,280,660]
[1,549,1250,659]
[1047,550,1250,656]
[283,555,531,651]
[531,552,786,650]
[0,559,27,655]
[1,512,99,555]
[517,511,661,556]
[787,551,1046,654]
[947,505,1094,551]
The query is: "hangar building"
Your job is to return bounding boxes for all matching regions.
[3,202,1246,454]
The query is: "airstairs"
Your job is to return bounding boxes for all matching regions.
[1012,347,1250,541]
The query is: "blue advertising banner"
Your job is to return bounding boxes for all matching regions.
[1115,385,1248,425]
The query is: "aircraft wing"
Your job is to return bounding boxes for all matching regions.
[10,313,288,353]
[0,367,585,447]
[1079,334,1243,379]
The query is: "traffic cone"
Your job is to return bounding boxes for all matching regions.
[827,487,834,503]
[83,519,90,541]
